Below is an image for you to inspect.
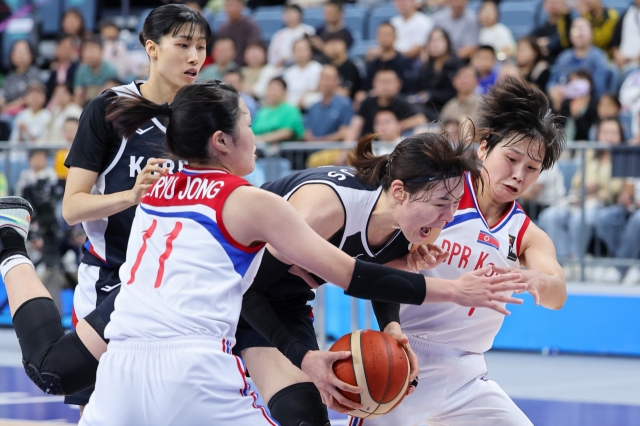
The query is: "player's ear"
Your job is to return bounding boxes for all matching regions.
[210,130,232,154]
[145,39,158,59]
[390,179,407,204]
[477,140,488,161]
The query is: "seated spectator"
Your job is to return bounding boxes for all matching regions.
[9,83,52,144]
[415,28,463,121]
[282,38,323,108]
[15,150,58,197]
[45,34,79,104]
[346,69,426,140]
[324,35,362,99]
[391,0,433,60]
[268,5,315,66]
[539,118,625,262]
[304,65,353,142]
[531,0,572,64]
[241,42,281,103]
[311,0,354,55]
[252,77,305,143]
[597,93,621,120]
[595,178,640,284]
[516,37,550,90]
[362,23,416,96]
[223,70,258,120]
[431,0,480,60]
[478,0,515,60]
[100,20,130,80]
[40,84,83,143]
[471,45,497,95]
[613,0,640,69]
[217,0,261,67]
[497,62,522,82]
[372,109,403,156]
[54,117,79,181]
[74,36,119,106]
[519,166,566,221]
[619,69,640,137]
[1,40,43,115]
[557,70,598,142]
[61,8,91,46]
[577,0,618,56]
[440,66,481,124]
[199,38,238,81]
[547,18,610,100]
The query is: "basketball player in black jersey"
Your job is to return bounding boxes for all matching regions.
[46,4,210,410]
[236,131,530,426]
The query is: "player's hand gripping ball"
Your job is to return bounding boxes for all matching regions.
[329,330,410,418]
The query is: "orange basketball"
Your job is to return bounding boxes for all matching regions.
[329,329,410,419]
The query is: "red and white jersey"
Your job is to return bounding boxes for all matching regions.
[400,172,530,354]
[105,167,265,344]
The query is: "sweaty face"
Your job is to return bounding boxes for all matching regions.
[154,28,207,89]
[229,98,256,176]
[396,178,465,245]
[479,137,544,204]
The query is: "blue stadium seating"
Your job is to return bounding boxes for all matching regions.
[63,0,96,31]
[208,8,251,33]
[254,5,283,14]
[303,7,324,30]
[349,39,377,59]
[253,9,284,41]
[499,1,538,40]
[367,4,397,40]
[344,6,366,41]
[603,0,632,15]
[36,0,62,36]
[468,0,482,14]
[3,0,27,12]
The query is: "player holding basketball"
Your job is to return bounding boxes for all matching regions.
[59,4,209,408]
[0,82,527,425]
[348,77,567,426]
[237,131,528,426]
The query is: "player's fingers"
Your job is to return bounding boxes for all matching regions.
[330,351,353,362]
[332,377,362,396]
[472,266,492,276]
[530,288,541,306]
[289,265,318,289]
[405,345,420,382]
[328,395,355,413]
[489,293,523,305]
[146,157,166,166]
[491,265,518,275]
[489,282,527,293]
[407,255,418,273]
[427,244,446,255]
[486,272,522,284]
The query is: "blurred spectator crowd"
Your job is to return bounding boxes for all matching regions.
[0,0,639,284]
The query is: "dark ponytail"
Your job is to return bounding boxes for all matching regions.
[106,81,241,162]
[348,130,482,199]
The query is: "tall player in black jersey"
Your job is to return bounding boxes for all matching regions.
[237,132,526,426]
[61,4,210,409]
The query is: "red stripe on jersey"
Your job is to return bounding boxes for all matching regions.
[154,222,183,288]
[71,307,78,328]
[458,173,475,210]
[127,219,157,284]
[233,355,278,426]
[516,216,531,257]
[88,243,108,266]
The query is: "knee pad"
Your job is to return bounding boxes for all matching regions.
[13,298,98,395]
[267,382,330,426]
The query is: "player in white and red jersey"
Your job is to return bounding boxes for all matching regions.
[349,77,568,426]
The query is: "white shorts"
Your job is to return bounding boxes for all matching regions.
[348,337,532,426]
[80,335,278,426]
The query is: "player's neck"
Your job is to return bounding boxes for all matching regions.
[474,181,512,227]
[140,74,181,105]
[368,189,400,248]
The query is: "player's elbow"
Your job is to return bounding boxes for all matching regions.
[62,198,81,226]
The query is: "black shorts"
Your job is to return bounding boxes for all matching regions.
[234,298,319,356]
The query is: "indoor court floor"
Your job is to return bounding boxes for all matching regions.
[0,329,639,426]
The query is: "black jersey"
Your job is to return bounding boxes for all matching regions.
[65,82,185,269]
[261,166,411,300]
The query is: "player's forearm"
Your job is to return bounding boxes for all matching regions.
[537,273,566,310]
[62,190,136,225]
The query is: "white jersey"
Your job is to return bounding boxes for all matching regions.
[400,172,531,353]
[105,167,265,344]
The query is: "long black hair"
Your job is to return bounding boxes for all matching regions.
[476,76,566,171]
[139,4,212,49]
[106,81,241,163]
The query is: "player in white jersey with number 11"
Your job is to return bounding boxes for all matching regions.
[350,77,568,426]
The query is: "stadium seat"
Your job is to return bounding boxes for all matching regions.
[303,7,324,30]
[344,6,366,41]
[603,0,632,15]
[254,9,284,41]
[349,39,377,59]
[468,0,482,14]
[63,0,96,31]
[499,1,538,40]
[367,4,397,40]
[36,0,62,36]
[254,5,283,14]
